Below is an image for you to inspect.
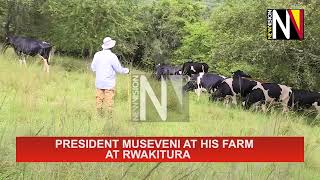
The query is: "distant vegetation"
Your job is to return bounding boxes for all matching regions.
[1,0,320,90]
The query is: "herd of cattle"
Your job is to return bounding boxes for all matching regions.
[1,35,320,117]
[155,62,320,117]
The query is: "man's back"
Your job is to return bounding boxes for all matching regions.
[91,49,128,89]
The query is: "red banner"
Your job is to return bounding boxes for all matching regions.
[16,137,304,162]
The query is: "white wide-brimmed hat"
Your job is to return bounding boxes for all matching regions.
[101,37,116,49]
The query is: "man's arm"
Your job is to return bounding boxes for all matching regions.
[111,55,129,74]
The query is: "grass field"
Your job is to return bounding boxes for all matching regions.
[0,52,320,179]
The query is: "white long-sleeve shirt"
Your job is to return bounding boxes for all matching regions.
[91,49,129,89]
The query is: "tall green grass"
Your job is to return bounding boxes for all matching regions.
[0,52,319,179]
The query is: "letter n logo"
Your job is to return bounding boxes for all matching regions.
[267,9,304,40]
[130,74,189,122]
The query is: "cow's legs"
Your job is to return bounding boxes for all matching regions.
[22,55,27,67]
[232,95,237,105]
[223,97,229,105]
[18,54,23,66]
[282,102,289,112]
[224,95,232,107]
[281,96,290,113]
[19,58,23,66]
[40,57,45,71]
[253,102,262,112]
[261,103,267,112]
[195,88,201,101]
[224,98,230,108]
[41,57,50,73]
[44,59,50,73]
[15,51,23,66]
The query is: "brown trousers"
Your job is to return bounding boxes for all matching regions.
[96,89,115,112]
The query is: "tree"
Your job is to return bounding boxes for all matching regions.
[135,0,206,68]
[0,0,49,39]
[43,0,143,60]
[175,0,320,89]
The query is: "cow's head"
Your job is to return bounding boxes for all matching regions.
[1,35,12,53]
[183,80,198,92]
[155,63,161,69]
[4,34,14,44]
[154,66,164,81]
[232,70,252,78]
[175,69,182,75]
[154,64,162,77]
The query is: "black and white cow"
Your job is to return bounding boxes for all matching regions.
[243,83,292,112]
[154,64,181,80]
[3,35,53,72]
[181,62,209,80]
[183,72,226,97]
[288,89,320,115]
[210,70,254,105]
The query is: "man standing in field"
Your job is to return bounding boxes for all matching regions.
[91,37,129,116]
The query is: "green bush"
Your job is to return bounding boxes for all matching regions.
[1,0,320,89]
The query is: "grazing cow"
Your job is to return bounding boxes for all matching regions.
[183,72,226,97]
[3,35,53,72]
[243,83,292,112]
[210,70,254,105]
[154,64,181,80]
[288,89,320,115]
[181,62,209,80]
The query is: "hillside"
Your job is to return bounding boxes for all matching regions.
[0,53,320,179]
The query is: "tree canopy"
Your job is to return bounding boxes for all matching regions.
[0,0,319,89]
